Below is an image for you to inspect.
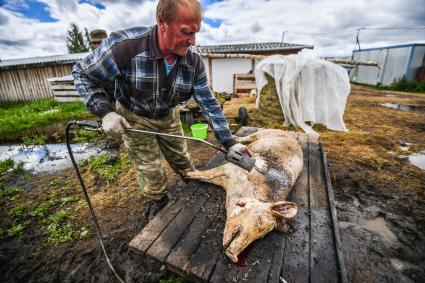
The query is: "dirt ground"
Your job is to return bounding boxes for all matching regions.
[1,84,424,282]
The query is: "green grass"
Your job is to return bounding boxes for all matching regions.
[9,204,27,217]
[7,222,27,237]
[377,76,425,93]
[0,159,14,175]
[82,153,131,181]
[0,98,93,142]
[0,187,23,199]
[28,199,59,218]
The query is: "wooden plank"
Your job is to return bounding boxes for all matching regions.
[308,135,338,282]
[280,133,310,283]
[209,256,239,283]
[185,196,226,281]
[54,97,83,102]
[238,231,282,283]
[53,91,79,97]
[51,84,76,90]
[129,198,185,254]
[146,192,210,262]
[165,187,223,274]
[320,141,348,283]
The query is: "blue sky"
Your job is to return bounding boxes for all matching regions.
[0,0,424,60]
[1,0,57,22]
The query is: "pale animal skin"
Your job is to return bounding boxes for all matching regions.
[186,129,303,262]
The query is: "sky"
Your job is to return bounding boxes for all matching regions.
[0,0,424,60]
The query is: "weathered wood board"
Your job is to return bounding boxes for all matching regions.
[129,127,347,283]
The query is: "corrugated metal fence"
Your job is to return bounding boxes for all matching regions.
[0,64,73,102]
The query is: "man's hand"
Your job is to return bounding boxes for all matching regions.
[101,112,131,134]
[229,143,252,157]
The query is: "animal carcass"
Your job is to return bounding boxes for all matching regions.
[186,129,303,262]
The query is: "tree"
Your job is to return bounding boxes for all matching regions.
[66,23,90,53]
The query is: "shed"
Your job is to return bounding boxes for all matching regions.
[350,43,425,86]
[0,53,89,102]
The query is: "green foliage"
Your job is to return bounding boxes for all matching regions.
[7,222,28,237]
[0,98,91,142]
[67,23,90,53]
[49,210,69,224]
[46,222,73,244]
[79,226,90,239]
[72,128,102,143]
[0,187,23,199]
[12,161,26,175]
[378,76,425,93]
[9,204,27,217]
[61,195,80,205]
[82,154,130,181]
[29,199,58,218]
[0,159,14,175]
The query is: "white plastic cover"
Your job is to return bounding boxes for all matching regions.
[255,54,350,135]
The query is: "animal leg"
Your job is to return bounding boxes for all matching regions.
[185,165,229,188]
[234,133,257,144]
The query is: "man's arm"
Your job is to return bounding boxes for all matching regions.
[72,37,121,118]
[192,57,237,149]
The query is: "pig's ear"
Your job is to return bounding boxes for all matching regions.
[270,201,297,219]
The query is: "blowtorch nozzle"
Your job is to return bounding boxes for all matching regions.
[226,150,265,175]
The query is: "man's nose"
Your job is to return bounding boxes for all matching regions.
[188,34,196,46]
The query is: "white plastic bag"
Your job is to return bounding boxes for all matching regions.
[255,55,350,135]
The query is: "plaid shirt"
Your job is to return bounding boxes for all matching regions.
[72,25,236,148]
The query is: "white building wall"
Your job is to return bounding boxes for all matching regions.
[201,57,252,93]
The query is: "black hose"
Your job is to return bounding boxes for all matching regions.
[65,121,125,283]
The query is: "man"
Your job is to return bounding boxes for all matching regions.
[73,0,250,219]
[89,29,122,164]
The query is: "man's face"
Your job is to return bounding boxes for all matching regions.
[159,3,201,56]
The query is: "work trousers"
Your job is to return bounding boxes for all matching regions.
[116,102,193,200]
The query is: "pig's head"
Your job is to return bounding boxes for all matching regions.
[223,199,297,262]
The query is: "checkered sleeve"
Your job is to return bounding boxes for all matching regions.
[72,37,122,118]
[192,57,237,149]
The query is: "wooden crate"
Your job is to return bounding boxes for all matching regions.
[130,127,347,283]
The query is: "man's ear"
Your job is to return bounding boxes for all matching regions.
[270,201,297,219]
[157,13,166,28]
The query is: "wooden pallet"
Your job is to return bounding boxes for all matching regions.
[129,127,347,283]
[233,73,256,96]
[47,75,81,102]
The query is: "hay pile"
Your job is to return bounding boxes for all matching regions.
[251,74,295,130]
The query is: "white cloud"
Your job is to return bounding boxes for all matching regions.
[0,0,424,60]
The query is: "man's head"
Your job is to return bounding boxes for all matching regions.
[89,29,107,49]
[156,0,202,57]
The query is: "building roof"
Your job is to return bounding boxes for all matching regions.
[196,42,313,54]
[0,52,89,69]
[0,42,313,69]
[352,43,425,53]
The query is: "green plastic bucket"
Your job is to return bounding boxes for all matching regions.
[191,123,208,140]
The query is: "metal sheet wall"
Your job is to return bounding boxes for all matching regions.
[351,45,425,86]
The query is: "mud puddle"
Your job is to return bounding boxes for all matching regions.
[406,150,425,170]
[380,102,425,113]
[0,143,106,174]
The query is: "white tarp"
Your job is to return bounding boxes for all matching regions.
[255,54,350,135]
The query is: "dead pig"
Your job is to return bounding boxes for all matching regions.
[186,129,303,262]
